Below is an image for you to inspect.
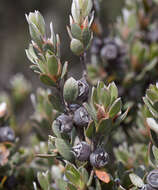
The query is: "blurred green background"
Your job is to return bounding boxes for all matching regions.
[0,0,123,91]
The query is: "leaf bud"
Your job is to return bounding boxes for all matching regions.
[25,11,46,47]
[90,148,109,168]
[26,10,45,37]
[70,39,84,56]
[72,141,91,161]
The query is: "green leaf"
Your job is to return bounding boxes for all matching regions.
[96,118,112,135]
[61,61,68,79]
[37,171,50,190]
[55,138,74,161]
[143,97,158,118]
[82,27,91,48]
[39,74,56,87]
[100,88,111,108]
[48,135,56,152]
[108,82,118,104]
[117,162,126,179]
[36,11,46,36]
[57,179,67,190]
[38,59,47,73]
[50,22,57,50]
[43,42,54,54]
[63,77,78,103]
[136,58,157,81]
[129,173,144,188]
[146,89,158,104]
[85,120,96,139]
[109,98,122,118]
[48,92,64,112]
[150,129,158,148]
[30,65,41,74]
[115,108,129,126]
[47,55,59,76]
[97,81,105,97]
[52,120,61,138]
[147,117,158,134]
[71,23,82,40]
[79,167,89,184]
[82,0,93,17]
[29,23,42,48]
[152,145,158,163]
[67,183,77,190]
[25,48,36,64]
[83,103,97,121]
[95,179,101,190]
[91,87,98,105]
[65,163,85,189]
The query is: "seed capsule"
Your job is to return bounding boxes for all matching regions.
[72,141,91,161]
[0,126,15,142]
[77,78,89,102]
[73,106,91,127]
[90,148,109,168]
[55,114,73,133]
[141,184,156,190]
[69,104,80,112]
[147,169,158,189]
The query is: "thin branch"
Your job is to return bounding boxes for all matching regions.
[80,52,87,77]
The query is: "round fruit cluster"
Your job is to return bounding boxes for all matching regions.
[53,77,109,168]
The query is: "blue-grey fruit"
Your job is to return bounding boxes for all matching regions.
[0,126,15,142]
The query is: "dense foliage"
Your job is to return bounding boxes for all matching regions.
[1,0,158,189]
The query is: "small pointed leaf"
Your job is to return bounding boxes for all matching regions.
[109,98,122,118]
[47,55,59,76]
[71,23,82,40]
[129,173,144,188]
[82,27,91,48]
[39,74,56,87]
[48,93,64,112]
[55,138,74,161]
[61,61,68,79]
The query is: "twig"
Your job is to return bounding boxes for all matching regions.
[87,170,94,187]
[80,53,87,77]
